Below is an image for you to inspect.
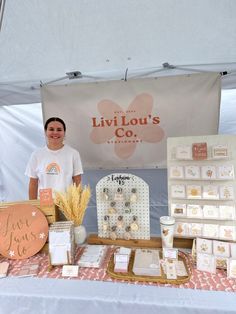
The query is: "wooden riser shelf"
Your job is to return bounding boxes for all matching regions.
[87,234,193,249]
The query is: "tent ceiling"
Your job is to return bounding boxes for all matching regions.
[0,0,236,105]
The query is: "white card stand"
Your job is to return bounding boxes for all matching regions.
[167,135,236,242]
[96,173,150,240]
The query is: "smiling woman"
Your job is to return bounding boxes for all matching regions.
[25,117,83,200]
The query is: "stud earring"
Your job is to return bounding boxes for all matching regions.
[102,188,109,201]
[130,188,137,203]
[116,215,124,229]
[110,226,117,240]
[124,226,131,240]
[114,187,124,202]
[103,215,110,232]
[124,201,131,214]
[130,215,139,231]
[108,201,117,214]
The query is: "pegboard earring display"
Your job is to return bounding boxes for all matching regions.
[96,173,150,240]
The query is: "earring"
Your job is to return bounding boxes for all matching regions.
[124,226,131,240]
[110,226,117,240]
[102,215,110,232]
[124,201,131,214]
[116,215,124,229]
[114,187,124,202]
[130,215,139,231]
[102,188,109,201]
[108,201,117,214]
[130,188,137,203]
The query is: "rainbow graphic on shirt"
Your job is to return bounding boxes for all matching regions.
[45,163,61,175]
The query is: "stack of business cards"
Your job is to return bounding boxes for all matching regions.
[133,249,161,276]
[114,247,131,273]
[78,245,107,268]
[49,221,75,265]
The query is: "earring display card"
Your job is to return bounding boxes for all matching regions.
[0,262,9,278]
[168,135,236,242]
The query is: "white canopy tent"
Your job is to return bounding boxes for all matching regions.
[0,0,236,106]
[0,0,236,232]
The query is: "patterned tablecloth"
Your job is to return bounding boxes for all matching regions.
[1,246,236,292]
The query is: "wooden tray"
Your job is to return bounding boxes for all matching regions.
[107,249,192,284]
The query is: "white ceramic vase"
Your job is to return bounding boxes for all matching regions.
[74,225,87,245]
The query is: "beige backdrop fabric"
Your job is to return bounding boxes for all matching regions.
[41,73,220,169]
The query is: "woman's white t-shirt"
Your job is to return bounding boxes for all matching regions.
[25,145,83,193]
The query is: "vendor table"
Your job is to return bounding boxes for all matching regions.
[0,244,236,314]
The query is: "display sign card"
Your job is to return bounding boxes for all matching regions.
[197,253,216,274]
[62,265,79,277]
[192,142,208,160]
[39,188,53,207]
[0,204,48,259]
[12,263,40,277]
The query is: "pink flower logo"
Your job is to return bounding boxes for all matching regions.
[90,93,165,159]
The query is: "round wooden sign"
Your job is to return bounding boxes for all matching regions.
[0,204,49,259]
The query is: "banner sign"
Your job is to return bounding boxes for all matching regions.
[41,73,220,169]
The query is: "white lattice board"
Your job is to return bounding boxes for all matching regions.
[96,173,150,240]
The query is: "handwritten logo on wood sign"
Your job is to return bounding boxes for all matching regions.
[0,204,48,259]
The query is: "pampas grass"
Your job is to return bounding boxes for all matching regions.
[54,184,91,226]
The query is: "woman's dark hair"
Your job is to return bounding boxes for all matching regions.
[44,117,66,132]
